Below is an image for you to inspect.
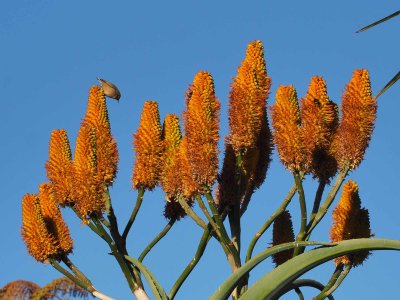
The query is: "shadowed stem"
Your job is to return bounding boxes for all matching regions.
[276,279,334,300]
[245,181,297,263]
[294,287,304,300]
[138,219,175,262]
[229,153,243,254]
[293,172,307,257]
[306,166,349,237]
[314,264,350,300]
[308,181,326,226]
[122,188,145,241]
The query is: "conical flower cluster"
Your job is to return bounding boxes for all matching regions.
[271,210,295,266]
[330,180,372,267]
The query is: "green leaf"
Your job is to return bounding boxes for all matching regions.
[124,255,168,300]
[375,71,400,99]
[356,10,400,33]
[209,241,334,300]
[239,238,400,300]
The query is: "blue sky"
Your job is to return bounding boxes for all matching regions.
[1,1,399,299]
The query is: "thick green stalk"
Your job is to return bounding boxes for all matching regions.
[293,172,307,257]
[177,196,208,231]
[308,181,326,226]
[315,265,351,300]
[122,188,145,240]
[61,256,92,286]
[245,181,297,262]
[313,264,343,300]
[138,219,175,262]
[306,166,349,236]
[49,259,93,292]
[169,227,212,300]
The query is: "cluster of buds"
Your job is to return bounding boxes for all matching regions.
[270,70,376,181]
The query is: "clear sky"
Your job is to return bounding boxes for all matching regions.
[1,1,399,299]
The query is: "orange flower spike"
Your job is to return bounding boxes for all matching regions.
[330,180,372,267]
[45,129,75,206]
[21,194,58,263]
[184,71,220,187]
[335,69,377,170]
[132,101,164,190]
[83,86,119,185]
[270,85,306,172]
[160,114,182,197]
[300,76,339,180]
[179,137,201,199]
[72,124,104,219]
[39,183,73,255]
[228,40,271,151]
[271,210,295,266]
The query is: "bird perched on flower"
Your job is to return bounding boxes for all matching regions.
[97,77,121,101]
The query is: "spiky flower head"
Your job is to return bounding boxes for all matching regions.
[45,129,75,206]
[184,71,220,188]
[83,86,119,185]
[228,40,272,152]
[270,85,306,172]
[271,210,295,266]
[215,142,237,209]
[21,194,59,262]
[163,196,193,221]
[300,76,339,181]
[333,70,376,170]
[0,280,40,299]
[72,124,104,220]
[330,180,372,267]
[132,101,164,190]
[39,183,73,255]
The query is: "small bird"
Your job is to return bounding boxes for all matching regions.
[97,77,121,101]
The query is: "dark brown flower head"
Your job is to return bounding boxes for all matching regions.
[39,183,73,255]
[330,180,372,267]
[228,40,272,152]
[300,76,339,181]
[132,101,164,190]
[72,124,104,220]
[270,85,306,172]
[333,70,376,170]
[215,142,237,209]
[83,86,119,185]
[183,71,220,188]
[0,280,40,299]
[21,194,59,262]
[271,210,295,266]
[163,196,193,221]
[45,129,75,206]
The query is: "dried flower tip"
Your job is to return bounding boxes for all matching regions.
[270,85,305,172]
[334,69,376,170]
[271,210,295,266]
[21,194,59,262]
[132,101,164,190]
[0,280,40,299]
[45,129,75,206]
[84,86,119,185]
[330,180,372,267]
[184,71,220,188]
[215,142,237,209]
[228,40,271,151]
[163,196,193,221]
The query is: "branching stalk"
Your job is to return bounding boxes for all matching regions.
[122,188,145,241]
[293,172,307,257]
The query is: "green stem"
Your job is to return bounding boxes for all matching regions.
[122,188,145,241]
[49,259,93,292]
[313,264,343,300]
[196,195,220,234]
[315,265,351,300]
[169,226,212,300]
[306,166,349,236]
[294,287,305,300]
[245,181,297,263]
[177,196,208,230]
[277,279,334,300]
[61,256,92,286]
[229,153,243,254]
[138,219,175,262]
[308,181,326,226]
[293,172,307,257]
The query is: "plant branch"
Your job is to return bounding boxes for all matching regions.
[293,172,307,257]
[122,188,145,241]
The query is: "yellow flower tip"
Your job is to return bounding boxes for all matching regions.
[45,129,75,206]
[84,86,119,185]
[72,124,105,219]
[184,71,220,188]
[330,180,372,267]
[38,183,73,255]
[162,114,182,156]
[228,40,271,152]
[300,76,339,181]
[271,210,295,266]
[335,69,377,170]
[163,196,193,221]
[21,194,59,263]
[271,85,305,172]
[132,101,164,190]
